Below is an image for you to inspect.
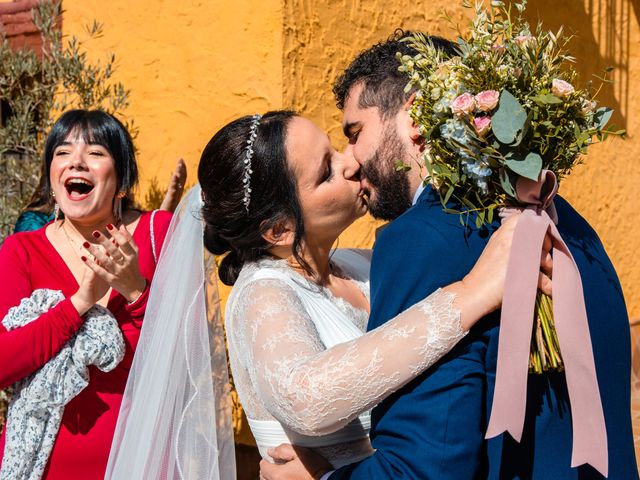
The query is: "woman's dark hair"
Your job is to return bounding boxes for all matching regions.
[23,167,54,214]
[40,109,138,212]
[199,110,311,286]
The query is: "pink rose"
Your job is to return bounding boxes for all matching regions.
[475,90,500,112]
[551,78,575,98]
[473,116,492,136]
[451,93,476,116]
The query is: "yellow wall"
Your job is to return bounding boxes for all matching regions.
[283,0,640,319]
[62,0,640,447]
[62,0,284,196]
[63,1,639,320]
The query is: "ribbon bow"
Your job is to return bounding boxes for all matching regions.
[485,170,608,477]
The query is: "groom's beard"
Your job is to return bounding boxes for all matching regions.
[361,126,412,221]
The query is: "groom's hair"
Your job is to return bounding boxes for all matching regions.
[333,29,457,119]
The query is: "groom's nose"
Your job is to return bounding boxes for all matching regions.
[340,149,361,180]
[343,143,362,166]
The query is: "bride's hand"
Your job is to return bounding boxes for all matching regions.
[458,215,553,325]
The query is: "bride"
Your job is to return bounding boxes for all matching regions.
[106,111,552,479]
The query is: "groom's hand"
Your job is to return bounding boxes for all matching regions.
[260,444,332,480]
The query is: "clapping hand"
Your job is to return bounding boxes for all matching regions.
[71,263,110,315]
[81,224,146,303]
[160,158,187,212]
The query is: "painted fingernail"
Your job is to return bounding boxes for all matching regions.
[106,223,114,230]
[82,242,90,248]
[92,231,100,238]
[81,256,87,261]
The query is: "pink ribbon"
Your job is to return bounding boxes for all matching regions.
[485,170,608,477]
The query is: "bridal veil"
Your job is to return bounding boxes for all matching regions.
[106,185,236,480]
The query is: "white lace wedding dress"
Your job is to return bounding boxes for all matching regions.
[225,248,468,468]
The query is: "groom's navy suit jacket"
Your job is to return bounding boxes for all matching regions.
[331,186,637,479]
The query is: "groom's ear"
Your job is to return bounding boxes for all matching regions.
[261,217,296,247]
[402,93,423,144]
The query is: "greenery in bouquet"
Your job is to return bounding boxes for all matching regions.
[397,0,624,374]
[398,0,623,228]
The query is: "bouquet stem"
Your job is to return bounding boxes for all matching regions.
[529,292,564,374]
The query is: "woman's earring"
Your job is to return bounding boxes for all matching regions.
[113,192,125,224]
[51,191,61,221]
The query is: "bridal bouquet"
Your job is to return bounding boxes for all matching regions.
[398,0,623,375]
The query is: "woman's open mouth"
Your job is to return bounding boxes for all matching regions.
[64,177,95,200]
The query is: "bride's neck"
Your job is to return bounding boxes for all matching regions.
[271,238,335,285]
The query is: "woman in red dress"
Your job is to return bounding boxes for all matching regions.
[0,110,171,479]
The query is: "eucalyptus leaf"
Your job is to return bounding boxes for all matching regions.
[505,151,543,181]
[493,90,527,145]
[593,107,613,130]
[511,111,533,147]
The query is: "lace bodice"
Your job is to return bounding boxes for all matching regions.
[225,249,466,467]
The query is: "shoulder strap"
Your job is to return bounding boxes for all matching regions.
[150,210,158,264]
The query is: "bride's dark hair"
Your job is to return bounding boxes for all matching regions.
[198,110,311,286]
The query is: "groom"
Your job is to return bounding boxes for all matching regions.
[264,31,638,479]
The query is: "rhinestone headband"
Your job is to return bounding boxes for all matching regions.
[242,114,262,212]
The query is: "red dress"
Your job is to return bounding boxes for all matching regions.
[0,210,172,479]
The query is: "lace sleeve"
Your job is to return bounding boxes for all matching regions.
[230,278,467,437]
